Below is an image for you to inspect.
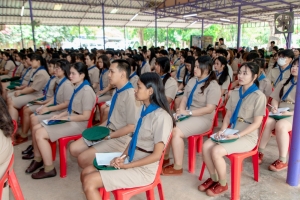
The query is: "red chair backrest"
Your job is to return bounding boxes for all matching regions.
[0,154,14,195]
[87,97,98,128]
[257,108,269,147]
[156,134,172,179]
[170,100,175,111]
[210,98,222,130]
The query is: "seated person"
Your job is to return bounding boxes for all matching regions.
[25,62,96,179]
[69,59,137,169]
[86,54,100,92]
[162,56,221,175]
[214,56,231,97]
[199,62,266,197]
[258,58,298,171]
[81,72,175,200]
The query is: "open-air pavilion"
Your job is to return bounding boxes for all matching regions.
[1,1,300,200]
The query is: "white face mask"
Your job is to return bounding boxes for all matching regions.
[277,58,287,67]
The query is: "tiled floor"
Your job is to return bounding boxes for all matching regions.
[9,118,300,200]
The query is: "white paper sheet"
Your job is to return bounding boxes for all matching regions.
[210,128,239,140]
[95,152,129,166]
[269,107,290,116]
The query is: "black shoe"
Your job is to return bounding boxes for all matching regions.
[31,168,57,179]
[22,145,33,155]
[22,151,34,160]
[25,160,43,174]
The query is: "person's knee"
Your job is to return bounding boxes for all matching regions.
[275,122,289,133]
[82,175,94,193]
[172,127,183,138]
[211,146,223,159]
[69,142,80,157]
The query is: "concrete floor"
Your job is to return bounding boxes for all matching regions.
[9,118,300,200]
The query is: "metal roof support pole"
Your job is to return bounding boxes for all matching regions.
[287,7,293,49]
[29,0,36,51]
[79,24,81,48]
[102,3,106,50]
[155,8,158,47]
[237,5,241,49]
[201,18,204,49]
[20,22,24,49]
[124,26,126,50]
[287,58,300,186]
[166,27,169,48]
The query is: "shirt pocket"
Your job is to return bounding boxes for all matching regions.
[240,104,254,120]
[72,98,82,113]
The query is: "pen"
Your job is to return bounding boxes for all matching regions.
[120,155,127,159]
[267,103,275,109]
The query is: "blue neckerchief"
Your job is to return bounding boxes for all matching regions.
[88,65,96,71]
[141,61,146,68]
[68,80,90,114]
[128,103,160,162]
[215,71,223,78]
[184,72,190,85]
[107,82,134,126]
[27,66,46,86]
[258,73,266,81]
[282,78,297,101]
[54,77,67,105]
[174,58,180,65]
[230,84,259,128]
[176,64,185,80]
[129,71,137,80]
[99,69,108,90]
[274,64,291,86]
[186,76,209,109]
[43,76,56,101]
[161,74,167,79]
[20,67,31,85]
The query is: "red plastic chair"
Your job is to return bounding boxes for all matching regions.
[187,98,222,173]
[199,108,269,200]
[99,135,173,200]
[50,97,98,178]
[0,154,25,200]
[170,100,175,110]
[11,120,18,145]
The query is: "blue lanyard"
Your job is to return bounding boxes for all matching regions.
[99,69,108,90]
[54,77,67,105]
[274,65,291,86]
[43,76,56,100]
[129,71,137,80]
[186,76,209,109]
[258,73,266,81]
[88,65,96,71]
[27,66,46,86]
[176,64,185,80]
[68,80,90,114]
[20,67,31,85]
[282,78,297,101]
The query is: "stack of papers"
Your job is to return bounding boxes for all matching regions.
[210,129,239,140]
[269,107,289,116]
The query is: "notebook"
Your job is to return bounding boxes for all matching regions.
[95,152,129,166]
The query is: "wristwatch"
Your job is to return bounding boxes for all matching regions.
[188,110,192,116]
[107,135,111,140]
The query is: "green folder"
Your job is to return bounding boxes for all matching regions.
[93,158,117,171]
[211,137,238,143]
[269,115,292,120]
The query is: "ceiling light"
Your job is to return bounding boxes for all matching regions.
[54,4,62,10]
[20,6,24,16]
[189,21,197,26]
[183,13,197,18]
[220,18,230,22]
[130,14,138,21]
[110,8,118,14]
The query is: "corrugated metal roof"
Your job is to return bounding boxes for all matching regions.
[0,0,299,28]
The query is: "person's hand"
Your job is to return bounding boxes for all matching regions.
[97,90,104,95]
[37,107,49,115]
[14,91,21,97]
[215,130,226,140]
[110,156,126,169]
[271,107,278,114]
[34,101,44,105]
[226,134,239,139]
[50,115,60,120]
[280,111,293,116]
[14,86,21,90]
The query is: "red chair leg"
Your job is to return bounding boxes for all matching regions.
[157,182,165,200]
[252,153,259,182]
[59,138,68,178]
[199,162,206,181]
[8,170,25,200]
[188,136,197,173]
[50,141,57,161]
[214,112,219,127]
[197,136,203,153]
[230,157,242,200]
[146,189,155,200]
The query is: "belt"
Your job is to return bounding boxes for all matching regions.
[281,100,294,104]
[136,146,153,154]
[237,117,252,124]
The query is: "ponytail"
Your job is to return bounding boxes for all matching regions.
[200,71,217,94]
[162,73,171,86]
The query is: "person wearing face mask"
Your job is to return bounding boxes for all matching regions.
[267,50,294,87]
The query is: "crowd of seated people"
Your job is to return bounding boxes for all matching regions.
[0,43,298,200]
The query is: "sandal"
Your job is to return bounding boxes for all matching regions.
[268,159,287,172]
[206,182,228,197]
[161,164,183,176]
[198,178,217,192]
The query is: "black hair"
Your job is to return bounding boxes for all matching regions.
[55,59,70,79]
[253,58,265,69]
[71,62,91,85]
[156,57,171,85]
[98,55,110,74]
[271,41,275,44]
[214,56,230,85]
[0,96,14,137]
[126,57,140,77]
[219,38,224,41]
[279,58,299,99]
[183,56,195,86]
[196,56,217,93]
[112,59,131,80]
[17,52,25,60]
[3,52,17,67]
[139,72,176,127]
[246,52,260,61]
[278,49,294,59]
[75,53,85,62]
[216,49,228,57]
[149,48,156,64]
[237,62,260,87]
[31,54,49,75]
[86,53,96,64]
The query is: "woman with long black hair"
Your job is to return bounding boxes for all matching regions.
[155,57,177,103]
[25,62,96,179]
[0,52,17,79]
[162,56,221,176]
[214,56,231,96]
[81,72,175,200]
